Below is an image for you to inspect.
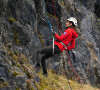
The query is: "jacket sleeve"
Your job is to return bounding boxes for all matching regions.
[67,39,75,50]
[54,30,70,41]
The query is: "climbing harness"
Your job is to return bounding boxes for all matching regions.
[60,42,67,49]
[41,0,55,54]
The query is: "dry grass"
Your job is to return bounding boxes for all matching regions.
[88,48,98,62]
[35,70,99,90]
[0,82,9,88]
[2,45,99,90]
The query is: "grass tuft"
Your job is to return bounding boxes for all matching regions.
[8,17,17,24]
[13,71,22,76]
[35,70,99,90]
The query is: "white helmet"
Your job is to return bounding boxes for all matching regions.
[67,17,77,26]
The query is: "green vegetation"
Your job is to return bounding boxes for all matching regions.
[8,17,17,24]
[13,71,22,76]
[86,42,94,49]
[16,86,20,90]
[8,17,20,45]
[35,70,99,90]
[78,2,82,6]
[38,34,45,47]
[2,42,99,90]
[26,80,35,90]
[86,42,98,61]
[22,65,33,79]
[0,82,9,87]
[59,0,65,6]
[13,30,20,45]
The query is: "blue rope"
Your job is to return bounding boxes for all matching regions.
[42,0,54,54]
[42,0,53,32]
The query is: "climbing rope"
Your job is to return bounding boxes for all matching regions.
[41,0,55,54]
[42,0,53,32]
[51,0,82,84]
[51,0,62,34]
[66,51,82,83]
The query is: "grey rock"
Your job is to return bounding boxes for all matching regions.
[0,0,100,89]
[0,87,15,90]
[15,75,27,89]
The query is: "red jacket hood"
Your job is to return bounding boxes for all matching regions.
[71,28,78,39]
[67,27,78,38]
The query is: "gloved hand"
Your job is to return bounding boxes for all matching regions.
[51,29,56,35]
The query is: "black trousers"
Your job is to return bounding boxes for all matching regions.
[36,45,61,74]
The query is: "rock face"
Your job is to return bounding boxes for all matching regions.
[95,0,100,17]
[0,0,100,89]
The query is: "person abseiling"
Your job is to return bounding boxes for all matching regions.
[35,17,79,77]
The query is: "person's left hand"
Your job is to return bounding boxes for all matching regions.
[52,31,56,35]
[51,29,56,35]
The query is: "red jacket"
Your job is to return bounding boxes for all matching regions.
[54,27,78,52]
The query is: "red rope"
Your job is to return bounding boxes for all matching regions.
[51,0,62,34]
[66,51,82,83]
[51,0,82,83]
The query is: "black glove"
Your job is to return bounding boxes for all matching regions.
[51,29,56,35]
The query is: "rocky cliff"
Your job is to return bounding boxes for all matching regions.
[0,0,100,89]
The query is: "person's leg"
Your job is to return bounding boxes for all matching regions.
[35,45,61,74]
[41,45,61,75]
[41,54,52,75]
[54,45,61,54]
[35,46,53,71]
[40,46,53,54]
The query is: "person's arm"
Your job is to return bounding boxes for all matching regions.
[54,30,70,41]
[67,39,75,50]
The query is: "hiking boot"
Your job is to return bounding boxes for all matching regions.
[43,73,48,77]
[43,69,48,77]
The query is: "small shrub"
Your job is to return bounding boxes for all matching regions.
[13,71,22,76]
[3,82,9,86]
[60,0,65,6]
[86,42,93,49]
[13,30,20,45]
[8,17,17,24]
[38,34,45,47]
[16,86,20,90]
[0,82,9,87]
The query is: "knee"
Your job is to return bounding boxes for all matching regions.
[41,56,46,62]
